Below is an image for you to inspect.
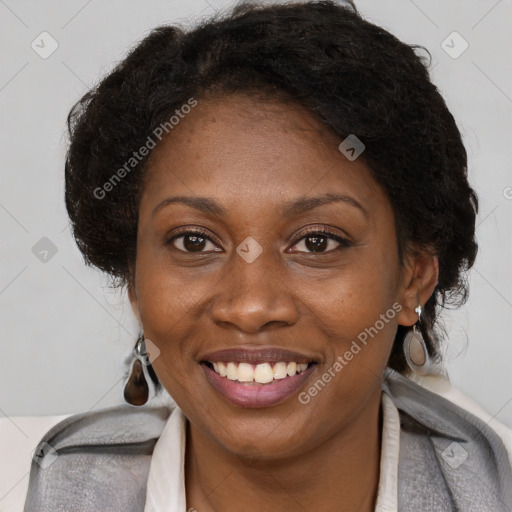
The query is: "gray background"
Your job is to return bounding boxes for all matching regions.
[1,0,511,427]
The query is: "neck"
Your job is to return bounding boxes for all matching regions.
[185,390,383,512]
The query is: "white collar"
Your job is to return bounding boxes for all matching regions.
[143,391,400,512]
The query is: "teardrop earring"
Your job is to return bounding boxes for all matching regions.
[403,304,432,376]
[123,333,154,406]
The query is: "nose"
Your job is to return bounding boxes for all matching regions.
[210,248,300,334]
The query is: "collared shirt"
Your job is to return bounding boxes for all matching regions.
[143,391,401,512]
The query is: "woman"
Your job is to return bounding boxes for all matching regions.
[10,0,512,510]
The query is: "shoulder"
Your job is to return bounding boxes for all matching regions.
[0,405,171,512]
[36,403,171,449]
[383,368,512,510]
[408,370,512,465]
[383,368,512,455]
[0,413,71,512]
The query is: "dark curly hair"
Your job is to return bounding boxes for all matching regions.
[65,0,478,376]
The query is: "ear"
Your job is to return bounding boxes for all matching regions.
[396,247,439,327]
[127,283,142,324]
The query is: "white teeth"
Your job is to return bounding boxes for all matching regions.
[218,362,227,377]
[273,362,288,379]
[226,362,238,381]
[254,363,274,384]
[209,361,310,383]
[237,362,254,382]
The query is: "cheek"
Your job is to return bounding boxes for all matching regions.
[301,251,399,340]
[305,289,397,388]
[295,251,400,396]
[134,242,212,329]
[296,272,399,428]
[133,246,228,399]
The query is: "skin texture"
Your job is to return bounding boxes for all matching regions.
[128,93,438,512]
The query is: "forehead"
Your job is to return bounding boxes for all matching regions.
[141,94,389,217]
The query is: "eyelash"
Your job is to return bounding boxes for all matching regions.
[288,227,351,252]
[167,227,351,254]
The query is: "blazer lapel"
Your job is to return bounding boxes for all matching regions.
[383,369,512,511]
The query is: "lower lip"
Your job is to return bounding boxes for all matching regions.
[201,363,317,408]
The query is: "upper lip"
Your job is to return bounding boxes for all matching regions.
[200,346,319,365]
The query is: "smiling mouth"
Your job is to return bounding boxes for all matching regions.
[201,361,317,385]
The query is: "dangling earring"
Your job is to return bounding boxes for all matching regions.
[403,304,432,376]
[123,333,154,406]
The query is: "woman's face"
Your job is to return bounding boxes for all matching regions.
[130,94,423,459]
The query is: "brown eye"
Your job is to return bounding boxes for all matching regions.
[183,234,206,251]
[304,235,329,252]
[170,231,221,253]
[288,230,351,254]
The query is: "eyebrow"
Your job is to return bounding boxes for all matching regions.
[152,196,227,218]
[152,192,367,219]
[281,193,367,218]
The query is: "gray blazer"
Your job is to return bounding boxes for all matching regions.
[23,369,512,511]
